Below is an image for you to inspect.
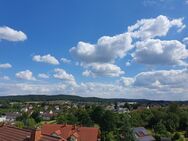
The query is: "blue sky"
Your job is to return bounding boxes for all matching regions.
[0,0,188,100]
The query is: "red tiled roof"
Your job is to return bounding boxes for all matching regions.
[41,124,100,141]
[0,125,31,141]
[0,125,62,141]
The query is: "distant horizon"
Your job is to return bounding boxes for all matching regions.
[0,0,188,100]
[1,93,188,102]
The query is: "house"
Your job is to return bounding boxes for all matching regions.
[55,105,60,111]
[41,124,101,141]
[0,124,101,141]
[105,105,115,111]
[127,102,137,105]
[0,116,6,122]
[133,127,155,141]
[21,107,29,112]
[5,112,21,122]
[29,105,33,110]
[0,113,21,123]
[41,111,57,121]
[44,105,49,110]
[116,107,129,113]
[0,124,63,141]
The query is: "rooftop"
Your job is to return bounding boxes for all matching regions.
[0,124,62,141]
[41,124,101,141]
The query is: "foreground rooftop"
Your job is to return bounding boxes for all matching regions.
[0,123,100,141]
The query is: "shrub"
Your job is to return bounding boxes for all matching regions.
[172,132,181,141]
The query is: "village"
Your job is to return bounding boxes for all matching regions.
[1,98,188,141]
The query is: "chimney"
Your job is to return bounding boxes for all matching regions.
[30,127,41,141]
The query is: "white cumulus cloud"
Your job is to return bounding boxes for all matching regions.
[0,63,12,69]
[183,37,188,45]
[70,33,132,64]
[128,15,185,40]
[38,73,49,79]
[33,54,59,65]
[117,77,135,87]
[132,39,188,66]
[70,15,187,77]
[82,63,124,77]
[70,33,132,77]
[16,70,36,81]
[134,69,188,89]
[53,68,76,85]
[61,57,71,64]
[0,26,27,41]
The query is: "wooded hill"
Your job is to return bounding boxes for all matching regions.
[0,94,187,104]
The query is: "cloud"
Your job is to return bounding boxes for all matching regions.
[117,77,135,87]
[1,76,188,100]
[82,63,124,77]
[0,26,27,41]
[128,15,185,40]
[0,81,126,98]
[32,54,59,65]
[70,33,132,77]
[0,76,10,80]
[16,70,36,81]
[70,33,132,64]
[53,68,76,85]
[0,63,12,69]
[134,69,188,89]
[38,73,49,79]
[70,15,186,77]
[61,57,71,64]
[1,68,188,100]
[132,39,188,66]
[183,37,188,45]
[185,0,188,5]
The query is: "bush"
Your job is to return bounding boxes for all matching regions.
[154,134,161,141]
[172,132,181,141]
[185,130,188,138]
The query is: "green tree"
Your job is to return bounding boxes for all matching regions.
[106,132,117,141]
[15,121,24,128]
[184,129,188,138]
[90,106,105,125]
[100,110,116,132]
[140,109,153,127]
[172,132,181,141]
[31,111,42,123]
[130,111,143,127]
[57,113,78,124]
[120,114,134,141]
[167,103,179,113]
[154,120,168,136]
[77,110,93,127]
[25,118,36,128]
[179,111,188,130]
[149,109,166,128]
[165,113,179,132]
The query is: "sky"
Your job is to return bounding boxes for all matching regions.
[0,0,188,100]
